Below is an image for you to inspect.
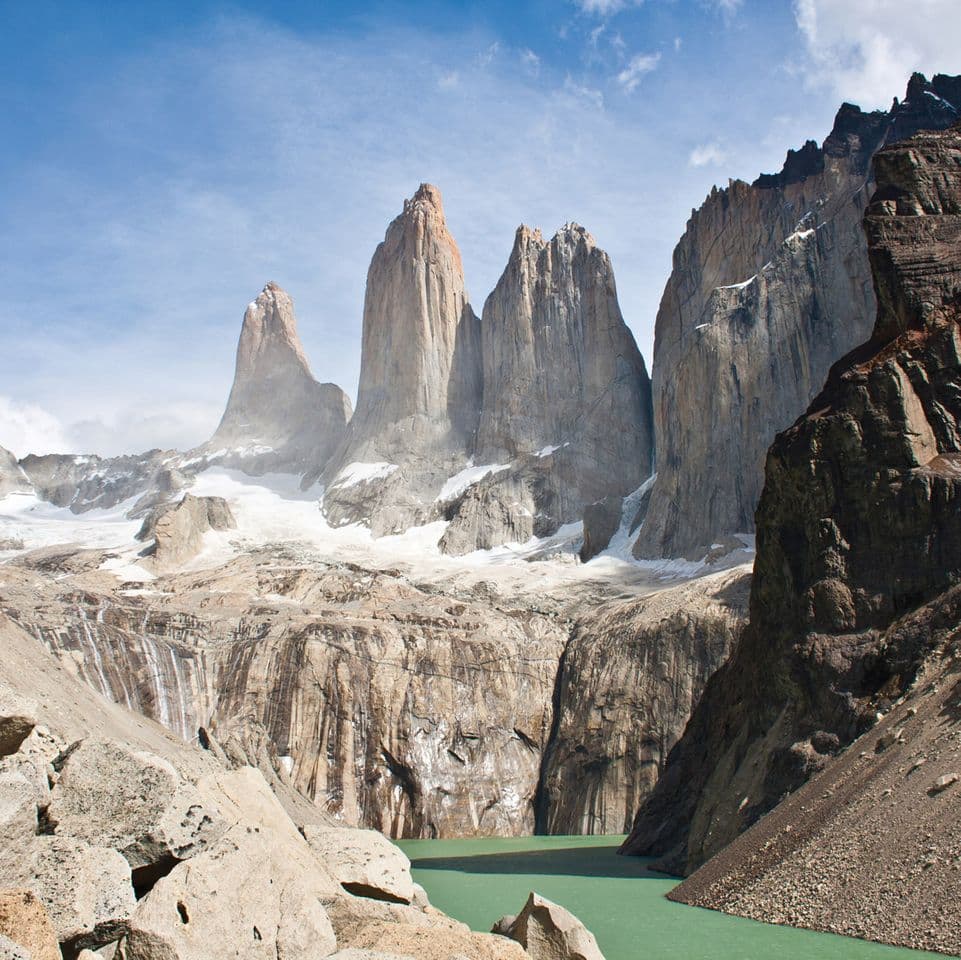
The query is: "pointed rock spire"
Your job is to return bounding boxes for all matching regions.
[210,283,352,475]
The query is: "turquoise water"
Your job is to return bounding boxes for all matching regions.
[399,835,939,960]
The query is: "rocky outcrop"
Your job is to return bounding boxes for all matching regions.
[136,494,235,570]
[623,123,961,875]
[666,600,961,955]
[323,184,481,534]
[0,608,533,960]
[636,72,961,560]
[207,282,352,477]
[441,226,653,553]
[0,448,30,500]
[537,568,749,835]
[495,893,605,960]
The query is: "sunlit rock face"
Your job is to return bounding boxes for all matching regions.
[624,121,961,876]
[636,72,961,561]
[208,281,352,477]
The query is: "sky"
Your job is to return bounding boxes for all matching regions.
[1,0,959,457]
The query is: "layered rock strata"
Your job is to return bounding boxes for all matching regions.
[636,72,961,560]
[623,123,961,875]
[207,281,352,477]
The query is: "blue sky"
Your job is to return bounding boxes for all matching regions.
[1,0,958,456]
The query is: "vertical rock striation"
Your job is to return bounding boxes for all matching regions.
[440,224,653,554]
[622,122,961,874]
[636,73,960,560]
[322,184,482,534]
[209,282,352,477]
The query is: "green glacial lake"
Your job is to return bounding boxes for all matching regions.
[399,835,938,960]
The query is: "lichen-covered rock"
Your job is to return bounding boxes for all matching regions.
[47,738,224,877]
[0,890,59,960]
[0,836,134,952]
[496,893,605,960]
[624,122,961,875]
[636,72,961,560]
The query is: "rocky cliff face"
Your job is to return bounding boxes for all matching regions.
[208,282,352,477]
[537,567,749,836]
[322,184,481,534]
[0,447,30,499]
[636,73,961,560]
[440,224,654,555]
[623,122,961,875]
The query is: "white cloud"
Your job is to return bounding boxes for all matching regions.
[520,49,541,75]
[573,0,633,15]
[792,0,961,107]
[710,0,744,14]
[0,396,72,458]
[689,141,729,167]
[674,36,683,52]
[616,52,661,92]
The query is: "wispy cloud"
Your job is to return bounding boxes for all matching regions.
[616,52,661,92]
[0,396,71,458]
[688,141,728,167]
[573,0,637,15]
[791,0,961,107]
[520,48,541,75]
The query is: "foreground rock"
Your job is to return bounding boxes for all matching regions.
[206,281,352,478]
[495,893,605,960]
[0,890,59,960]
[636,72,961,560]
[623,121,961,908]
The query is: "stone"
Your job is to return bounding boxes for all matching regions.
[327,952,415,960]
[136,494,235,570]
[635,73,961,560]
[0,775,38,855]
[0,890,59,960]
[302,824,414,904]
[341,920,527,960]
[0,691,37,758]
[206,281,352,478]
[0,836,134,951]
[497,892,605,960]
[0,934,29,960]
[930,774,959,795]
[579,497,623,562]
[46,738,224,879]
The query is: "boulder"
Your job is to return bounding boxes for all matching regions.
[0,774,38,855]
[0,934,29,960]
[136,495,236,570]
[0,890,59,960]
[496,892,605,960]
[0,726,63,807]
[343,920,527,960]
[0,836,134,952]
[579,496,622,562]
[0,692,37,758]
[121,826,336,960]
[46,739,223,883]
[303,824,414,904]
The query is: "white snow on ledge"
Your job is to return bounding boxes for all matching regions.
[436,462,509,502]
[331,462,398,488]
[716,274,757,291]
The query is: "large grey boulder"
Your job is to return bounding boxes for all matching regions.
[0,774,38,856]
[495,893,605,960]
[46,739,224,879]
[579,496,623,562]
[303,824,414,904]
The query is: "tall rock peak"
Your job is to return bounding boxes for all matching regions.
[322,184,482,533]
[208,283,351,476]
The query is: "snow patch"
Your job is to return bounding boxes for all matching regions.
[717,275,756,291]
[436,462,509,502]
[332,462,398,488]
